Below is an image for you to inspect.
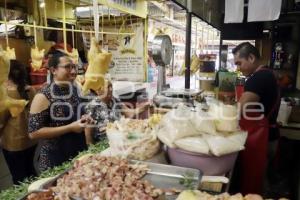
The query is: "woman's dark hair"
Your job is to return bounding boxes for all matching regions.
[47,50,67,69]
[47,50,67,81]
[8,60,29,100]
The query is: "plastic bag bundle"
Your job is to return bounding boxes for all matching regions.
[106,118,160,160]
[209,102,239,132]
[157,105,199,147]
[204,131,248,156]
[174,136,210,154]
[191,106,217,135]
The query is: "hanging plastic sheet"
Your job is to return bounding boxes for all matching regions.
[248,0,282,22]
[224,0,244,23]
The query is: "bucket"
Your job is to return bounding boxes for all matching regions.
[167,147,238,176]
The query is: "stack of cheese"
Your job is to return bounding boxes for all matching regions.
[156,103,247,156]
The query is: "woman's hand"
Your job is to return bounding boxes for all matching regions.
[81,114,96,125]
[69,115,95,133]
[98,126,106,133]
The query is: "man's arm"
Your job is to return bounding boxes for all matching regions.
[239,91,260,112]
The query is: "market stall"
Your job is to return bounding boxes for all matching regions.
[1,0,299,199]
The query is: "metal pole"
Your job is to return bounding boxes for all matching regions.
[219,31,223,69]
[185,11,192,89]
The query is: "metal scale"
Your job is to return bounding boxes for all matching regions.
[151,35,202,108]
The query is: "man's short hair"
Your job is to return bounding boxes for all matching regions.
[232,42,260,59]
[47,50,68,68]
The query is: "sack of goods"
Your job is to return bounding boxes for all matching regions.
[106,117,160,160]
[156,103,247,157]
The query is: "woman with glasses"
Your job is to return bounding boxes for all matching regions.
[28,51,92,172]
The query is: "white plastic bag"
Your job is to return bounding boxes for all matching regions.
[159,105,199,142]
[204,131,247,156]
[174,136,210,154]
[106,129,131,157]
[191,106,217,135]
[209,103,239,132]
[106,118,160,160]
[156,127,177,148]
[277,100,292,125]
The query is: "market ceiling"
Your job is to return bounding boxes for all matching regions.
[172,0,223,30]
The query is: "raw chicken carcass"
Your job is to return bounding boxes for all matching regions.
[67,48,79,65]
[31,47,45,71]
[0,46,28,117]
[190,54,201,74]
[4,46,16,60]
[82,37,112,94]
[87,37,101,64]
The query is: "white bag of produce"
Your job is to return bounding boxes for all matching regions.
[174,136,210,154]
[106,118,160,160]
[159,105,199,141]
[209,103,239,132]
[156,127,176,148]
[204,131,248,156]
[106,129,131,157]
[191,107,217,135]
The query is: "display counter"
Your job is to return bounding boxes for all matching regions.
[0,141,109,200]
[280,123,300,140]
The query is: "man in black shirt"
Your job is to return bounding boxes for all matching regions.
[231,42,280,195]
[233,42,279,125]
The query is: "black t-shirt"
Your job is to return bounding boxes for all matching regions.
[244,68,280,125]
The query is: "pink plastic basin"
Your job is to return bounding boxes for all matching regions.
[167,147,238,176]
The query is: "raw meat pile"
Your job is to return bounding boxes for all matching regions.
[51,156,163,200]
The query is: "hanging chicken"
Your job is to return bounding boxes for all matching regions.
[66,48,83,89]
[31,47,45,71]
[178,54,201,76]
[190,54,201,74]
[0,46,28,117]
[4,46,16,60]
[82,37,112,95]
[67,48,79,65]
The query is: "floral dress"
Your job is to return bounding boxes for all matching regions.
[84,97,122,141]
[28,83,87,172]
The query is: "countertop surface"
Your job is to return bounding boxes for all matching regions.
[280,122,300,129]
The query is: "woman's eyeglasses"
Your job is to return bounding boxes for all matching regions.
[58,63,78,71]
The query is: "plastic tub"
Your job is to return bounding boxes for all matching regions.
[167,147,238,176]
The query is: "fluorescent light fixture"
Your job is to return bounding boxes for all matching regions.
[263,30,270,33]
[76,6,91,12]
